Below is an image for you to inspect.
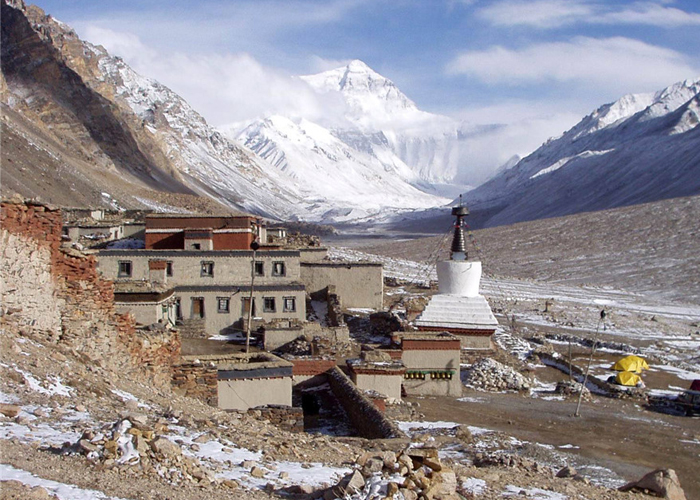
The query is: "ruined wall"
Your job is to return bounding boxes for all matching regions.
[248,406,303,433]
[300,262,383,310]
[171,361,218,405]
[326,366,404,439]
[0,201,180,387]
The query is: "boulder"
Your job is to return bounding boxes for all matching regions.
[620,469,687,500]
[0,404,21,418]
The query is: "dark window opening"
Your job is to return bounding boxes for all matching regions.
[201,261,214,277]
[166,261,173,277]
[263,297,276,313]
[118,261,132,278]
[191,243,201,250]
[254,261,264,276]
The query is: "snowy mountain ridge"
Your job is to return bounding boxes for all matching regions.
[461,76,700,227]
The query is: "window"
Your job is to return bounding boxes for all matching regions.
[192,297,204,318]
[283,297,296,313]
[166,261,173,277]
[201,261,214,277]
[254,261,264,277]
[174,297,182,320]
[191,243,201,250]
[272,261,286,276]
[263,297,276,313]
[217,297,230,313]
[118,261,132,278]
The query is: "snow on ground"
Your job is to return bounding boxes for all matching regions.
[0,463,129,500]
[503,484,568,500]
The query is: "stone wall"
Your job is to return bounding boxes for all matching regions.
[326,366,404,440]
[248,406,303,433]
[171,360,218,406]
[300,262,383,310]
[1,200,180,388]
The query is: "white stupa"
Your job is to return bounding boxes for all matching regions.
[414,204,498,349]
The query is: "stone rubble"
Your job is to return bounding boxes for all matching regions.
[462,358,532,392]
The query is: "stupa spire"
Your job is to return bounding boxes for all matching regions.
[450,195,468,261]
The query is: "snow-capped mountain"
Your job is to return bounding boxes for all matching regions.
[463,78,700,227]
[236,115,447,222]
[233,60,470,197]
[1,1,447,222]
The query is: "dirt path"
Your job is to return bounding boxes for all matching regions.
[409,391,700,499]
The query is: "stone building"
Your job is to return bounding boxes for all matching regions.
[414,205,498,349]
[99,247,307,334]
[398,333,462,397]
[144,213,263,250]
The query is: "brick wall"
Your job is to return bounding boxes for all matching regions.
[248,406,303,432]
[291,358,337,377]
[1,200,180,388]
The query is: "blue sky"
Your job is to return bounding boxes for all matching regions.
[35,0,700,171]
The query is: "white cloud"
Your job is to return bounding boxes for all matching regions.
[477,0,593,28]
[601,2,700,27]
[79,26,348,127]
[453,101,583,183]
[477,0,700,28]
[446,37,699,93]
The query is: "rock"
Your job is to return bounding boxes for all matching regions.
[33,408,49,418]
[326,470,366,499]
[620,468,687,500]
[250,466,266,478]
[222,479,239,489]
[0,404,21,418]
[362,457,384,475]
[279,471,289,479]
[381,450,397,469]
[424,469,458,499]
[556,465,577,478]
[149,437,181,458]
[400,488,419,500]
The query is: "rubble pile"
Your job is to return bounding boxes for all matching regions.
[61,414,217,486]
[555,380,591,400]
[462,358,532,392]
[324,447,460,500]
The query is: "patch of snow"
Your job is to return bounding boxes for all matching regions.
[0,464,129,500]
[462,477,487,496]
[502,484,568,500]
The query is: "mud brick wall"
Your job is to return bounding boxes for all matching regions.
[171,361,218,406]
[249,406,303,432]
[291,358,337,377]
[327,366,404,439]
[1,201,180,388]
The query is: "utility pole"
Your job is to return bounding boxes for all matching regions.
[575,309,606,417]
[245,239,260,354]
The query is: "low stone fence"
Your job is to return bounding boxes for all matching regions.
[248,406,303,433]
[327,367,404,439]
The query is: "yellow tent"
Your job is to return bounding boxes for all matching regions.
[612,355,649,374]
[615,371,641,387]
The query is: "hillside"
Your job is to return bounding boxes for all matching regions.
[358,195,700,305]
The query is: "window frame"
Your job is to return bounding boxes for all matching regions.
[271,261,286,277]
[217,296,230,313]
[254,261,264,277]
[200,261,214,277]
[283,296,296,313]
[166,261,173,277]
[118,260,132,278]
[263,297,276,313]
